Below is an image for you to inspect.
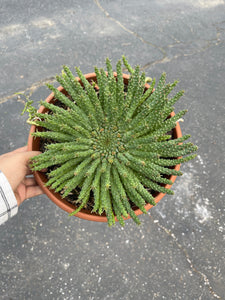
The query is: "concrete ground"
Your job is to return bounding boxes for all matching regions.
[0,1,225,299]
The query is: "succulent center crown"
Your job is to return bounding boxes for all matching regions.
[92,126,124,157]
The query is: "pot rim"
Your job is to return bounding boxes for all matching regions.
[27,72,182,223]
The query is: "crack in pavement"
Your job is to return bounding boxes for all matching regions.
[150,216,222,299]
[0,77,56,105]
[141,36,224,71]
[1,11,224,105]
[94,0,224,71]
[94,0,167,61]
[1,37,223,105]
[142,19,225,70]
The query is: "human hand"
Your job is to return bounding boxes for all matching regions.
[0,146,44,206]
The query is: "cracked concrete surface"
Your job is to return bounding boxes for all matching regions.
[94,0,225,69]
[152,218,221,299]
[0,0,225,299]
[0,77,56,105]
[94,0,167,64]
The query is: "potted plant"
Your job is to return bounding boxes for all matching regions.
[22,56,197,226]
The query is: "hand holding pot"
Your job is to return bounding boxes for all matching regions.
[0,146,43,206]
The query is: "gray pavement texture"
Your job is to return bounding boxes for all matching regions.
[0,0,225,299]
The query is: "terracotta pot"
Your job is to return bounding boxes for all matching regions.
[27,73,182,223]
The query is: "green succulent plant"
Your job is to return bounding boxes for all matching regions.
[23,56,197,226]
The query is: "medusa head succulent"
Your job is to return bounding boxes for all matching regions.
[24,56,197,226]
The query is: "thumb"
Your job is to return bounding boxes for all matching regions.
[21,151,42,161]
[17,151,42,172]
[0,151,43,191]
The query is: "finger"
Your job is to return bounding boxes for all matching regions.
[26,152,43,174]
[24,177,37,187]
[24,151,43,160]
[26,185,44,199]
[0,146,28,159]
[15,151,42,175]
[11,146,28,154]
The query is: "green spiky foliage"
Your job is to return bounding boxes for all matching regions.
[24,56,197,226]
